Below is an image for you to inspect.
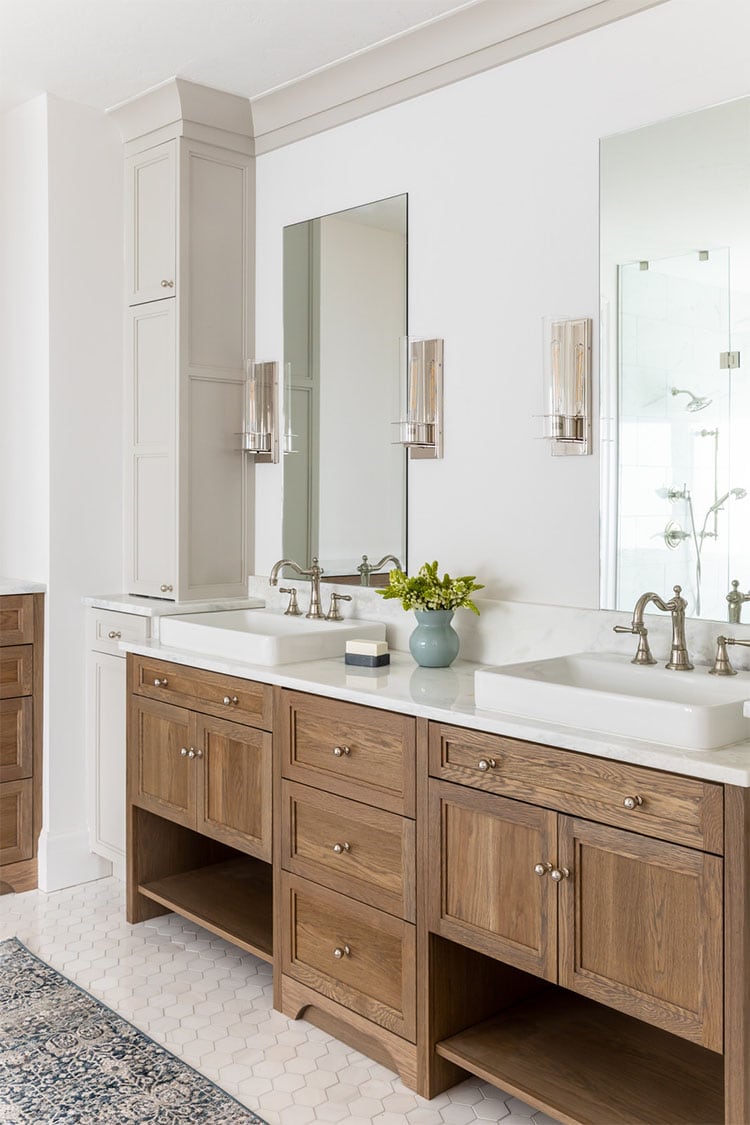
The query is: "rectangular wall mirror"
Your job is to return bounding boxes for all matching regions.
[282,194,407,584]
[600,97,750,622]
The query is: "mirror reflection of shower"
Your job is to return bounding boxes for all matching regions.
[668,480,747,615]
[670,386,713,412]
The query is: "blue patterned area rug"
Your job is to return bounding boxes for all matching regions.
[0,938,267,1124]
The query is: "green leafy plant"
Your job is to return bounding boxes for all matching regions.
[377,560,484,615]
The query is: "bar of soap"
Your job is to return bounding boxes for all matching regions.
[346,639,388,657]
[345,652,390,667]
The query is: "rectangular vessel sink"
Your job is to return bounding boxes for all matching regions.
[159,608,386,666]
[474,651,750,750]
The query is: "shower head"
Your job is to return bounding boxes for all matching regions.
[670,386,712,412]
[707,487,747,515]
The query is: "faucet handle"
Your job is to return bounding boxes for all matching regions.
[279,586,302,616]
[711,634,750,676]
[613,623,656,666]
[326,592,352,621]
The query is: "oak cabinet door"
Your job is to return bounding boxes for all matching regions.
[429,780,558,980]
[195,715,271,861]
[126,141,176,305]
[130,697,194,829]
[557,816,723,1053]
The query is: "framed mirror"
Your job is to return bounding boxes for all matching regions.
[600,97,750,622]
[282,194,407,585]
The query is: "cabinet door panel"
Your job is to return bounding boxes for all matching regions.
[0,595,35,646]
[0,697,33,781]
[0,646,33,699]
[558,817,723,1053]
[130,697,194,828]
[0,779,33,864]
[430,781,557,980]
[196,715,271,861]
[88,651,127,862]
[126,142,176,305]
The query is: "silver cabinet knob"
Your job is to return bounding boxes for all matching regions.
[332,746,351,757]
[478,757,496,772]
[107,630,122,639]
[223,695,239,706]
[187,749,196,759]
[160,279,174,288]
[550,867,571,882]
[180,747,188,757]
[153,678,168,687]
[623,795,643,810]
[332,842,351,855]
[534,862,552,877]
[194,748,203,759]
[160,584,173,593]
[333,945,351,959]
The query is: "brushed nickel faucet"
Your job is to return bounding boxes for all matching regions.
[613,585,693,670]
[357,554,402,586]
[269,557,324,619]
[727,580,750,624]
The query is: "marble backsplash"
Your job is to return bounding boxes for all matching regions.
[247,575,750,672]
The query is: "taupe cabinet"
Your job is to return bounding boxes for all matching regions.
[126,658,749,1123]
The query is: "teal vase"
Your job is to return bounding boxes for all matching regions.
[409,609,460,668]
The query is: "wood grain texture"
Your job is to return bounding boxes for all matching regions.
[281,780,415,920]
[428,723,723,853]
[0,595,35,646]
[130,655,273,730]
[0,697,32,780]
[280,974,418,1090]
[558,817,723,1053]
[724,784,750,1124]
[429,780,557,980]
[130,696,194,829]
[282,873,416,1040]
[278,689,416,815]
[0,778,33,864]
[0,646,33,700]
[0,855,37,895]
[30,594,43,867]
[196,715,272,861]
[436,990,723,1125]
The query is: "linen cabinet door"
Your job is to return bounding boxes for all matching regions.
[557,816,723,1053]
[429,781,558,980]
[129,696,195,829]
[125,141,177,305]
[195,715,272,861]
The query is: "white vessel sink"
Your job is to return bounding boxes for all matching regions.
[474,651,750,750]
[159,609,385,666]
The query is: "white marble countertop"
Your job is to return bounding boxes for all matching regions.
[0,578,46,595]
[83,593,265,617]
[120,638,750,787]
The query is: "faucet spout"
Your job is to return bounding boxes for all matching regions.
[613,586,692,669]
[269,558,305,586]
[268,556,325,619]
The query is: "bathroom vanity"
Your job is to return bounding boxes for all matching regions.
[123,639,750,1125]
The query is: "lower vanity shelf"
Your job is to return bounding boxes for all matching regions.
[437,988,723,1125]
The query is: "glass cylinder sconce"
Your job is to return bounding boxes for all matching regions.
[541,317,592,456]
[282,362,298,455]
[396,336,444,459]
[241,360,278,463]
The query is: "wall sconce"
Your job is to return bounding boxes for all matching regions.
[541,317,592,456]
[242,360,278,463]
[396,336,444,459]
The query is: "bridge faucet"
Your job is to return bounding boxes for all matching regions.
[269,557,325,619]
[613,585,693,670]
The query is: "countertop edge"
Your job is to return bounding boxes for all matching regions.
[83,594,265,617]
[0,580,46,595]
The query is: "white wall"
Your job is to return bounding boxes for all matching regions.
[254,0,750,608]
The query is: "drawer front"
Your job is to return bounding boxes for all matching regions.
[129,655,272,730]
[0,595,35,646]
[87,608,150,655]
[282,782,415,920]
[429,723,723,854]
[279,690,416,816]
[0,779,33,864]
[0,697,33,781]
[0,647,33,700]
[282,874,416,1041]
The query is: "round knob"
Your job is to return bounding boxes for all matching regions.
[550,867,571,882]
[332,746,351,757]
[153,678,168,687]
[534,863,551,877]
[187,749,196,759]
[623,795,643,811]
[223,696,231,705]
[180,748,188,757]
[332,842,351,855]
[478,758,496,772]
[160,584,173,593]
[108,630,122,639]
[194,748,203,759]
[160,279,174,288]
[333,945,351,959]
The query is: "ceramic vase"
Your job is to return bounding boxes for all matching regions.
[409,609,460,668]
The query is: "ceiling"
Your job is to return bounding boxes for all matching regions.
[0,0,480,116]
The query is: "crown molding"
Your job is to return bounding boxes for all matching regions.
[108,76,254,154]
[250,0,668,154]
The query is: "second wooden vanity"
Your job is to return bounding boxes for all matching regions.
[126,651,750,1124]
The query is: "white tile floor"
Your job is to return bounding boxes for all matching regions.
[0,877,559,1125]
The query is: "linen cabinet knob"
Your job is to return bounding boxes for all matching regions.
[107,630,122,639]
[333,945,351,959]
[623,795,643,810]
[160,584,173,593]
[332,746,351,757]
[160,279,174,288]
[332,842,350,854]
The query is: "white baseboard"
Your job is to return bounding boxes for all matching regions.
[37,828,112,892]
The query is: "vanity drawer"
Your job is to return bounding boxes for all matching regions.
[0,779,33,865]
[129,656,272,730]
[429,723,723,854]
[0,647,33,700]
[87,608,150,655]
[0,697,33,782]
[278,690,416,816]
[281,781,415,920]
[0,596,35,647]
[281,873,416,1041]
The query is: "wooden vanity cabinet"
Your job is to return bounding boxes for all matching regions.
[126,655,273,962]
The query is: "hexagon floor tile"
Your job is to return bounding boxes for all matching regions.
[0,878,560,1125]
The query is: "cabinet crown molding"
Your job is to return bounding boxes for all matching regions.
[108,76,254,152]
